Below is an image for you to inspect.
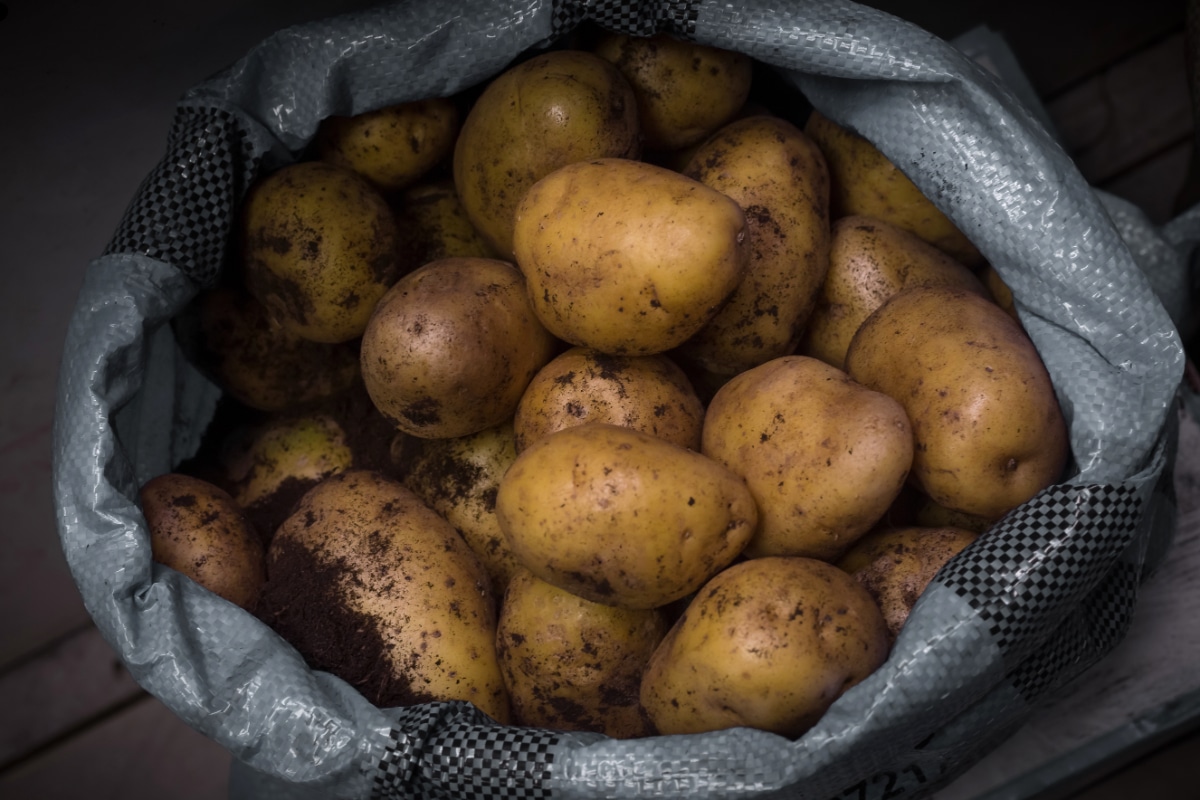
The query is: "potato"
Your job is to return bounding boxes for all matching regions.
[804,111,983,267]
[259,470,511,722]
[592,32,752,151]
[702,356,913,561]
[513,157,749,355]
[914,497,996,534]
[316,98,459,194]
[391,422,524,597]
[845,286,1070,519]
[640,556,890,737]
[513,347,704,453]
[981,263,1021,323]
[453,50,640,257]
[397,179,498,264]
[175,286,361,413]
[675,115,831,377]
[139,473,265,611]
[241,161,405,343]
[800,215,990,370]
[495,422,757,609]
[496,568,669,738]
[837,526,980,641]
[359,257,558,439]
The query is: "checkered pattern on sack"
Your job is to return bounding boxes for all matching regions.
[937,484,1142,663]
[104,105,258,287]
[373,703,559,800]
[551,0,701,39]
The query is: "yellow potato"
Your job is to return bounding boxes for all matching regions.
[240,161,405,343]
[804,111,983,267]
[453,50,640,257]
[139,473,265,611]
[513,347,704,452]
[261,470,511,722]
[396,179,498,264]
[359,257,559,439]
[592,32,752,151]
[981,263,1021,323]
[316,98,459,194]
[702,356,913,561]
[914,497,996,534]
[495,422,758,609]
[801,215,990,370]
[513,157,749,355]
[676,115,832,376]
[845,286,1070,519]
[640,556,890,737]
[496,568,669,738]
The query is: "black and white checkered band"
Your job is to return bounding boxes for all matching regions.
[551,0,701,39]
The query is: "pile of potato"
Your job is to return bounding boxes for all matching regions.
[141,30,1070,740]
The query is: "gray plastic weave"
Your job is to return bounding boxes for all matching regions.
[52,1,1189,798]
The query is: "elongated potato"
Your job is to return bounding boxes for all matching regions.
[513,158,749,356]
[845,286,1070,519]
[676,115,831,376]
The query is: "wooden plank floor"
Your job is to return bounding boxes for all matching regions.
[2,2,1198,799]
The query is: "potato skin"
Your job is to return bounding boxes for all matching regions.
[496,568,668,738]
[139,473,265,611]
[801,215,989,370]
[640,556,890,737]
[702,356,913,561]
[495,422,758,610]
[677,115,832,377]
[593,33,752,151]
[241,161,404,343]
[453,50,640,257]
[804,111,982,267]
[360,257,559,439]
[513,347,704,452]
[262,470,511,722]
[513,158,749,356]
[844,286,1070,519]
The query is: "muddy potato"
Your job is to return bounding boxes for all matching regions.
[453,50,640,257]
[391,422,524,597]
[676,115,831,377]
[360,257,559,439]
[845,286,1070,519]
[139,473,266,611]
[801,216,990,370]
[804,111,983,268]
[837,526,979,642]
[496,568,669,738]
[241,161,405,343]
[640,556,890,737]
[316,98,459,194]
[397,179,498,264]
[496,422,758,610]
[513,347,704,453]
[702,356,913,561]
[513,158,749,355]
[259,470,511,722]
[593,32,752,151]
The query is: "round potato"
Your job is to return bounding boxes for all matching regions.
[496,568,669,738]
[513,347,704,452]
[139,473,265,611]
[453,50,640,257]
[837,526,980,641]
[513,157,749,355]
[496,422,758,609]
[259,470,511,722]
[592,32,752,151]
[844,286,1070,519]
[804,111,983,267]
[801,215,990,370]
[240,161,405,343]
[397,179,498,264]
[316,98,459,194]
[640,556,890,737]
[702,356,913,561]
[360,257,559,439]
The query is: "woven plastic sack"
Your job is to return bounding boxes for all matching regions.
[51,1,1189,798]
